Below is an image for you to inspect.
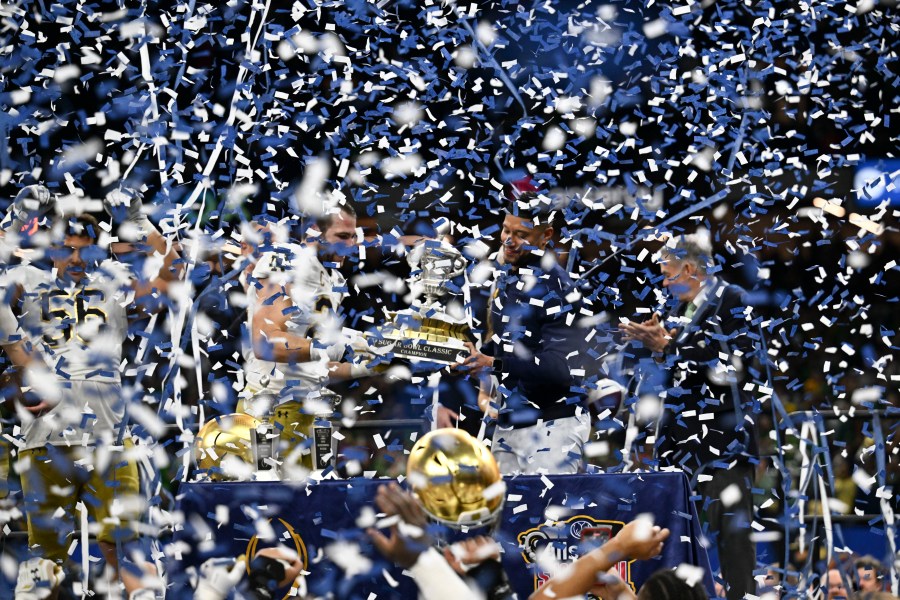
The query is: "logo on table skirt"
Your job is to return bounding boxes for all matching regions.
[518,515,634,593]
[245,517,309,599]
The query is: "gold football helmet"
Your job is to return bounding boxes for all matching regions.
[406,428,505,528]
[194,413,260,481]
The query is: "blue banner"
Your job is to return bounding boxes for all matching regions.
[171,472,714,598]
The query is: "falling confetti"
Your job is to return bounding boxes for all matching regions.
[0,0,897,597]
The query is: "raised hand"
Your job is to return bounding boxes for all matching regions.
[443,535,501,575]
[103,188,145,225]
[12,185,53,223]
[621,313,676,354]
[436,404,460,428]
[366,483,432,569]
[477,388,498,420]
[343,328,379,362]
[606,515,670,561]
[451,341,493,375]
[590,568,636,600]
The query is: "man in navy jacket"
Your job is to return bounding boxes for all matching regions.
[460,194,590,475]
[622,233,760,600]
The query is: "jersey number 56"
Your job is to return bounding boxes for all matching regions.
[41,289,108,346]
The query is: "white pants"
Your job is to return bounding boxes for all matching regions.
[492,411,591,475]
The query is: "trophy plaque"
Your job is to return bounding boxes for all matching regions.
[368,240,476,365]
[310,390,341,471]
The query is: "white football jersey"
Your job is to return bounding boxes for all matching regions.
[5,261,131,383]
[243,243,347,398]
[2,260,133,449]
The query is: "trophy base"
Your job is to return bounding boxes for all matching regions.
[369,337,468,365]
[368,309,475,366]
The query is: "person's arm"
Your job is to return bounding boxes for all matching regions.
[135,225,182,296]
[590,569,637,600]
[128,240,180,314]
[528,517,670,600]
[323,328,381,381]
[1,185,52,235]
[444,536,514,600]
[457,307,577,391]
[0,339,35,370]
[435,404,461,428]
[0,285,27,364]
[476,374,499,419]
[670,288,755,364]
[104,189,183,304]
[367,483,477,600]
[324,359,373,381]
[620,313,676,357]
[251,279,318,364]
[409,548,482,600]
[622,287,754,365]
[455,341,495,375]
[0,284,56,414]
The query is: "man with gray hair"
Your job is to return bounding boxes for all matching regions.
[622,232,759,600]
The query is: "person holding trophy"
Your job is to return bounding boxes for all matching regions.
[239,201,373,479]
[457,192,591,475]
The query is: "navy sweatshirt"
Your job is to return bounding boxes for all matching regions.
[482,254,587,428]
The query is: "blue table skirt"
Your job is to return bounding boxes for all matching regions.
[171,472,714,598]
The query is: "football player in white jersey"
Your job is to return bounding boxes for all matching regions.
[239,203,372,475]
[0,188,178,598]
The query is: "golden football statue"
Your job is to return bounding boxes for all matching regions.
[194,413,260,481]
[406,428,505,528]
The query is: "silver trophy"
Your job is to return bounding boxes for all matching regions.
[369,240,475,365]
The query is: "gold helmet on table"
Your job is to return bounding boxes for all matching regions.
[406,428,505,529]
[194,413,260,481]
